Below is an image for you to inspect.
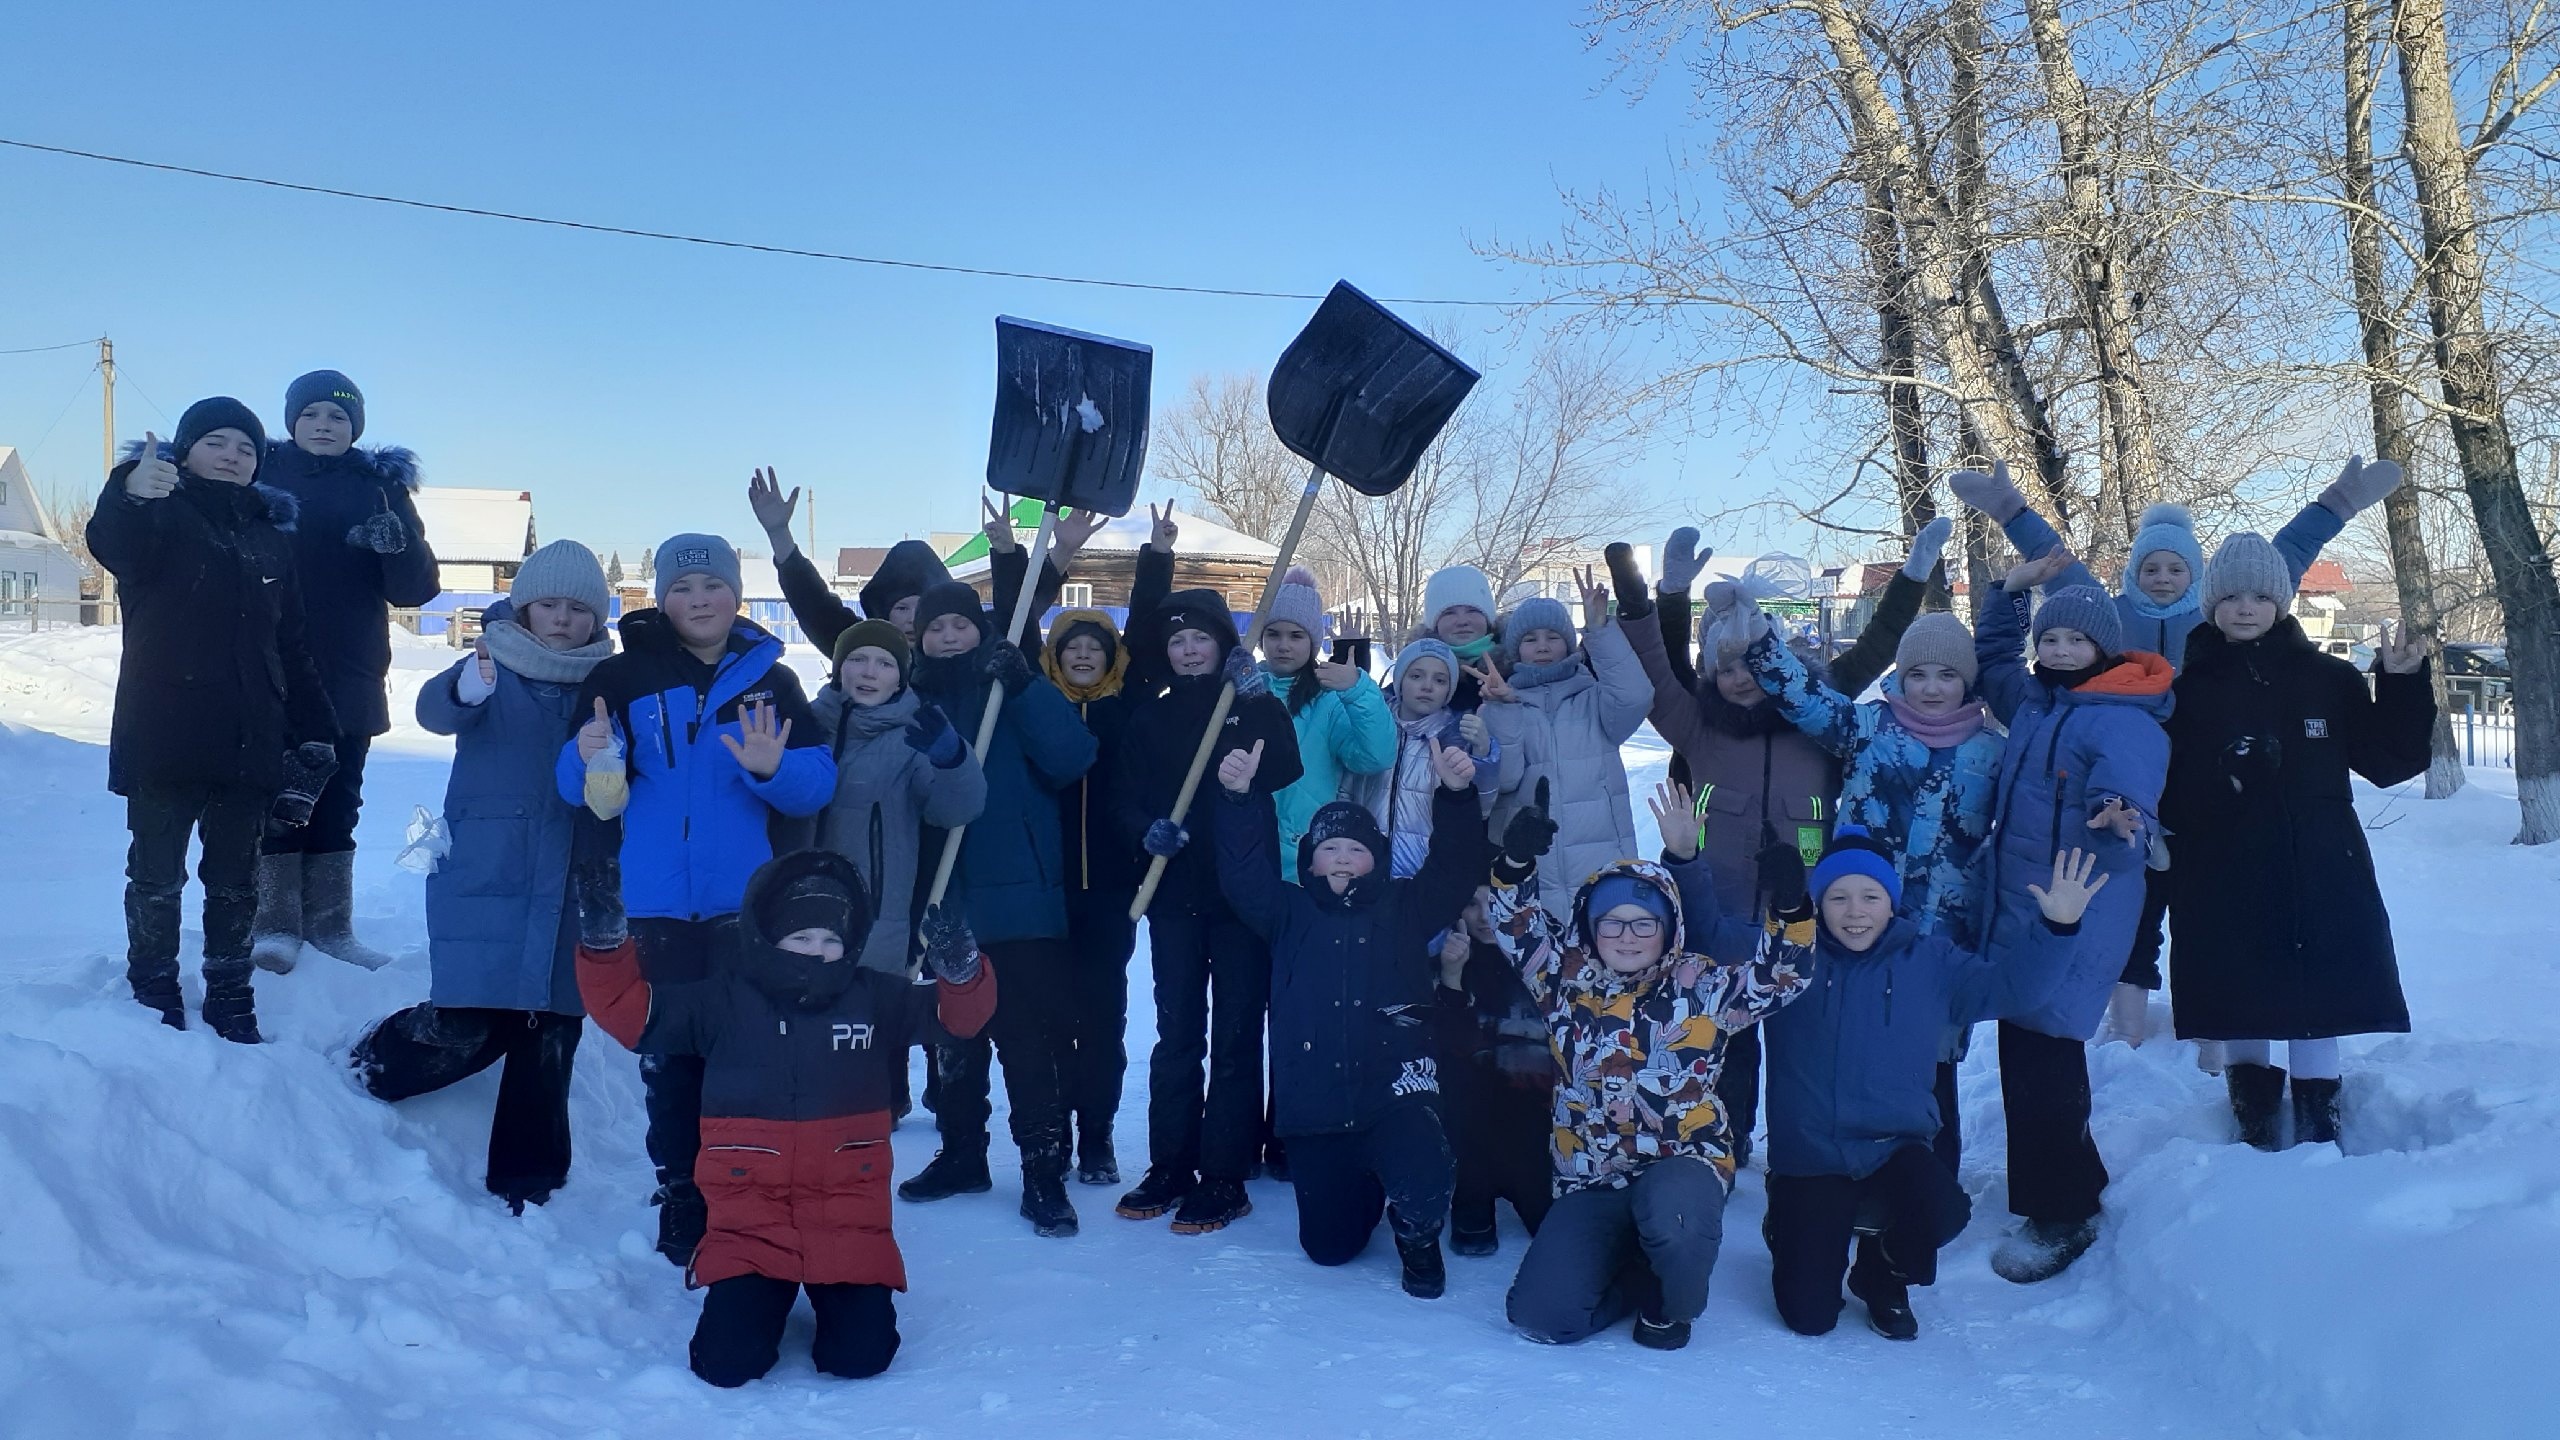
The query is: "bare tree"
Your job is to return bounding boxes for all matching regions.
[1147,373,1311,541]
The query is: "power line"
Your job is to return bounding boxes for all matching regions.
[0,137,1563,309]
[0,336,103,356]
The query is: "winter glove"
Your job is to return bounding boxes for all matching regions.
[346,508,410,556]
[269,741,340,832]
[904,702,967,769]
[1660,527,1710,592]
[1902,514,1954,581]
[1221,644,1268,700]
[1143,819,1190,859]
[918,903,981,985]
[980,639,1031,692]
[1500,779,1558,866]
[1948,462,2028,523]
[1756,840,1810,917]
[1605,542,1655,620]
[2318,454,2404,520]
[2221,733,2283,795]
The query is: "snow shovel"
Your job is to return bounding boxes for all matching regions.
[926,317,1153,911]
[1127,282,1478,920]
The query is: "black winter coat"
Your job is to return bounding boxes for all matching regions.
[1114,673,1304,916]
[259,443,440,736]
[89,458,338,797]
[2162,619,2433,1041]
[1217,786,1488,1135]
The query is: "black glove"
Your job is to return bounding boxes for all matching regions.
[1756,840,1809,916]
[981,639,1031,691]
[2222,734,2282,795]
[919,903,981,984]
[1144,819,1190,859]
[1500,778,1558,865]
[904,702,967,768]
[346,508,409,555]
[1605,542,1654,620]
[269,741,340,831]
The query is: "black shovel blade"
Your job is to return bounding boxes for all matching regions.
[1266,281,1480,497]
[986,317,1154,517]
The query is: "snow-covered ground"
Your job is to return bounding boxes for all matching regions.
[0,626,2550,1438]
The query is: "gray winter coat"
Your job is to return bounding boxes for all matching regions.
[1485,620,1653,912]
[811,686,989,976]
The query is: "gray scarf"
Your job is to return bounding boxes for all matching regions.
[482,618,613,684]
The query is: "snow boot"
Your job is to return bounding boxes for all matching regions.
[1115,1166,1195,1221]
[897,1146,993,1203]
[1632,1313,1692,1351]
[199,961,263,1045]
[125,881,187,1028]
[1449,1217,1499,1257]
[2226,1062,2287,1152]
[1169,1177,1252,1235]
[303,852,395,970]
[1395,1232,1447,1299]
[2106,982,2149,1047]
[1075,1129,1120,1187]
[250,853,305,974]
[1849,1250,1919,1341]
[2292,1076,2343,1149]
[1020,1152,1079,1237]
[654,1180,707,1267]
[1990,1218,2099,1284]
[2193,1039,2226,1075]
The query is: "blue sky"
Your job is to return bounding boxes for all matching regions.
[0,2,1788,562]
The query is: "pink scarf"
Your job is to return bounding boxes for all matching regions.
[1885,691,1988,748]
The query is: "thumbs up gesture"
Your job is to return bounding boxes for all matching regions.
[125,433,178,501]
[1500,778,1558,865]
[576,696,616,764]
[1218,737,1265,796]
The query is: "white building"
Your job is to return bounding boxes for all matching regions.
[0,448,86,621]
[411,487,536,594]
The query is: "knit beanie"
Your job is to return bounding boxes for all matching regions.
[1158,588,1241,658]
[832,618,912,683]
[761,869,861,946]
[172,397,267,471]
[1297,800,1388,879]
[1264,565,1326,640]
[510,539,610,619]
[2201,532,2297,613]
[912,580,990,646]
[284,369,366,443]
[1893,611,1978,686]
[1811,823,1903,910]
[2031,585,2124,658]
[1421,565,1498,634]
[860,539,954,622]
[2122,503,2205,597]
[1392,636,1459,692]
[652,533,743,602]
[1500,596,1579,666]
[1586,872,1676,928]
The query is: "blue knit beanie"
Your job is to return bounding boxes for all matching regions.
[653,533,743,602]
[284,369,365,443]
[2120,503,2205,602]
[1392,636,1460,693]
[1501,595,1579,666]
[1587,872,1675,928]
[2031,584,2124,658]
[1811,824,1902,909]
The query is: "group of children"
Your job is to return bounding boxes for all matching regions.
[95,405,2438,1379]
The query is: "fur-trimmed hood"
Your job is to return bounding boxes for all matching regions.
[262,441,422,491]
[115,439,301,532]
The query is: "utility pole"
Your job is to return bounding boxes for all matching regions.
[98,337,116,480]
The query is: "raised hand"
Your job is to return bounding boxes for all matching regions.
[124,432,178,500]
[1433,741,1477,792]
[2320,454,2406,520]
[1146,501,1179,552]
[2086,796,2142,842]
[1465,658,1516,705]
[1218,737,1265,795]
[747,466,799,553]
[903,702,966,768]
[919,903,982,984]
[981,492,1019,554]
[1949,459,2028,523]
[720,700,791,779]
[346,504,410,555]
[1903,514,1954,581]
[2028,848,2112,925]
[1313,659,1359,692]
[1575,564,1611,628]
[1647,779,1699,861]
[2004,546,2077,594]
[576,696,615,763]
[1660,527,1710,591]
[2377,618,2429,674]
[1051,507,1108,568]
[1500,779,1558,864]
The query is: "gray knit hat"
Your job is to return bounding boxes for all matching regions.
[653,532,743,601]
[2201,532,2296,613]
[1263,565,1326,640]
[1893,611,1977,686]
[1501,595,1578,666]
[2031,584,2124,657]
[511,539,611,619]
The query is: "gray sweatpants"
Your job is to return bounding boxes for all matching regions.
[1505,1156,1728,1344]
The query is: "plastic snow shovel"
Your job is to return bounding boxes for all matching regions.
[926,317,1154,913]
[1127,283,1479,920]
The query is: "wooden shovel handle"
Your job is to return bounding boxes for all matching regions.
[926,504,1058,908]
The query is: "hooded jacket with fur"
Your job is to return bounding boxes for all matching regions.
[260,441,439,736]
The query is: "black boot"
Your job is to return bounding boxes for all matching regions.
[2292,1076,2342,1148]
[1075,1129,1120,1187]
[1261,1137,1290,1184]
[1849,1248,1919,1341]
[1115,1166,1195,1221]
[1021,1157,1079,1238]
[1169,1176,1253,1235]
[2227,1062,2287,1152]
[654,1179,707,1267]
[897,1146,993,1203]
[1449,1216,1499,1258]
[1632,1313,1692,1350]
[126,881,186,1029]
[129,965,186,1030]
[1990,1217,2099,1284]
[200,962,263,1045]
[1395,1231,1447,1299]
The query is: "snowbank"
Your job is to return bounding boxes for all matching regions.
[0,631,2550,1437]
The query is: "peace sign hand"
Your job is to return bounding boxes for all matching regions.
[1465,658,1516,705]
[1576,565,1612,627]
[125,432,178,500]
[720,700,792,779]
[1146,501,1179,553]
[981,493,1019,554]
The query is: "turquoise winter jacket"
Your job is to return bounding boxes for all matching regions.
[1264,668,1398,881]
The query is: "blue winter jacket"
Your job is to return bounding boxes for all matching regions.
[908,648,1098,945]
[1975,589,2172,1039]
[1761,914,2078,1180]
[1744,631,2004,951]
[419,602,591,1014]
[556,612,834,923]
[1999,501,2342,669]
[1265,669,1398,882]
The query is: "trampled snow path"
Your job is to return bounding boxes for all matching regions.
[0,629,2550,1438]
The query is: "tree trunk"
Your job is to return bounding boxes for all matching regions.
[2344,0,2464,796]
[2394,0,2560,840]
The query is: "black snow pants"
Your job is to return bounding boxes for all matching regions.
[124,783,266,1007]
[633,918,720,1193]
[1448,1064,1555,1238]
[1143,905,1271,1184]
[1765,1143,1972,1335]
[689,1273,899,1387]
[1999,1021,2109,1224]
[355,1003,584,1206]
[1286,1100,1455,1266]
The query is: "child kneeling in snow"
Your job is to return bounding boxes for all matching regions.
[353,542,615,1213]
[1215,735,1489,1298]
[1760,820,2105,1341]
[1490,782,1817,1350]
[578,849,994,1388]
